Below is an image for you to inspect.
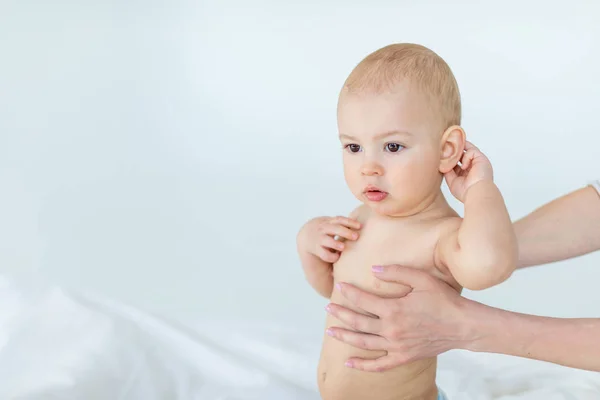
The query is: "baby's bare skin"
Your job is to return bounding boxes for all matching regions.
[297,44,517,399]
[317,205,461,400]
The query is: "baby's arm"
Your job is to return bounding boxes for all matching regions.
[297,210,362,298]
[436,143,517,290]
[297,216,338,298]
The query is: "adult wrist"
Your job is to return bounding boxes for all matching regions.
[438,294,490,352]
[457,297,509,353]
[461,298,538,359]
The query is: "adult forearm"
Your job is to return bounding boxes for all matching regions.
[462,299,600,372]
[515,185,600,268]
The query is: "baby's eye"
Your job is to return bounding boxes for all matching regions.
[385,143,404,153]
[345,144,362,153]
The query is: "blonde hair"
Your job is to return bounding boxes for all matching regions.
[341,43,461,128]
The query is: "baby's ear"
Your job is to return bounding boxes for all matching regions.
[439,125,466,174]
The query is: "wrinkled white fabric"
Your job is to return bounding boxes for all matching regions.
[0,274,599,400]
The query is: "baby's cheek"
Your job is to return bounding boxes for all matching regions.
[391,162,436,197]
[343,171,364,201]
[392,161,426,185]
[411,153,441,181]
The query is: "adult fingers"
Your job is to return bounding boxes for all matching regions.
[325,303,382,334]
[372,265,434,291]
[336,283,386,317]
[325,327,387,351]
[345,354,409,372]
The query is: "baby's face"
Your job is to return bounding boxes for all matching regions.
[337,85,445,217]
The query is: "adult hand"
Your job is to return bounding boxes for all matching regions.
[325,265,474,372]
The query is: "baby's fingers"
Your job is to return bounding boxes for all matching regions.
[460,149,476,170]
[444,166,459,183]
[323,224,359,241]
[317,246,340,263]
[330,216,361,230]
[464,141,480,152]
[321,235,345,252]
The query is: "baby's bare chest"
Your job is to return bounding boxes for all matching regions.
[332,220,442,293]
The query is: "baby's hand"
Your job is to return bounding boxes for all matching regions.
[298,216,361,263]
[444,141,494,203]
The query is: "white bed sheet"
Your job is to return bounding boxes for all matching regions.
[0,274,599,400]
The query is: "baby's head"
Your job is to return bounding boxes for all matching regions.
[338,43,466,217]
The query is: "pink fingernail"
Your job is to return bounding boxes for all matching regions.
[335,283,342,291]
[345,360,353,368]
[326,328,334,337]
[372,265,383,272]
[325,304,331,312]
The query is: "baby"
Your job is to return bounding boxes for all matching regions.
[296,43,518,400]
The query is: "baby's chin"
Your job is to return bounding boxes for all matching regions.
[359,196,415,218]
[362,191,448,218]
[370,205,412,218]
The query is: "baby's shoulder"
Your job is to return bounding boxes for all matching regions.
[435,215,463,236]
[435,215,462,231]
[431,215,462,240]
[348,204,370,222]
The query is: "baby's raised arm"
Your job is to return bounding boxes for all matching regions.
[436,142,518,290]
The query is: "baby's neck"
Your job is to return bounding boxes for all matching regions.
[374,190,457,221]
[417,189,457,218]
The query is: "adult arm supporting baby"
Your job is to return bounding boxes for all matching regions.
[326,182,600,372]
[330,267,600,373]
[514,184,600,268]
[465,298,600,372]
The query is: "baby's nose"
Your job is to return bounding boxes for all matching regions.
[360,161,384,176]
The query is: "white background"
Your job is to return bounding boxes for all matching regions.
[0,0,598,332]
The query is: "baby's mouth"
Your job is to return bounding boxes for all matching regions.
[363,186,388,201]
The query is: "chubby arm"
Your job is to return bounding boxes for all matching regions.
[437,181,518,290]
[297,220,336,298]
[296,208,362,298]
[436,143,517,290]
[515,183,600,268]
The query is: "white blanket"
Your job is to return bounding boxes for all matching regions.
[0,274,599,400]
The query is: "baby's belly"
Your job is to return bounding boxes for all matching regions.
[317,264,438,400]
